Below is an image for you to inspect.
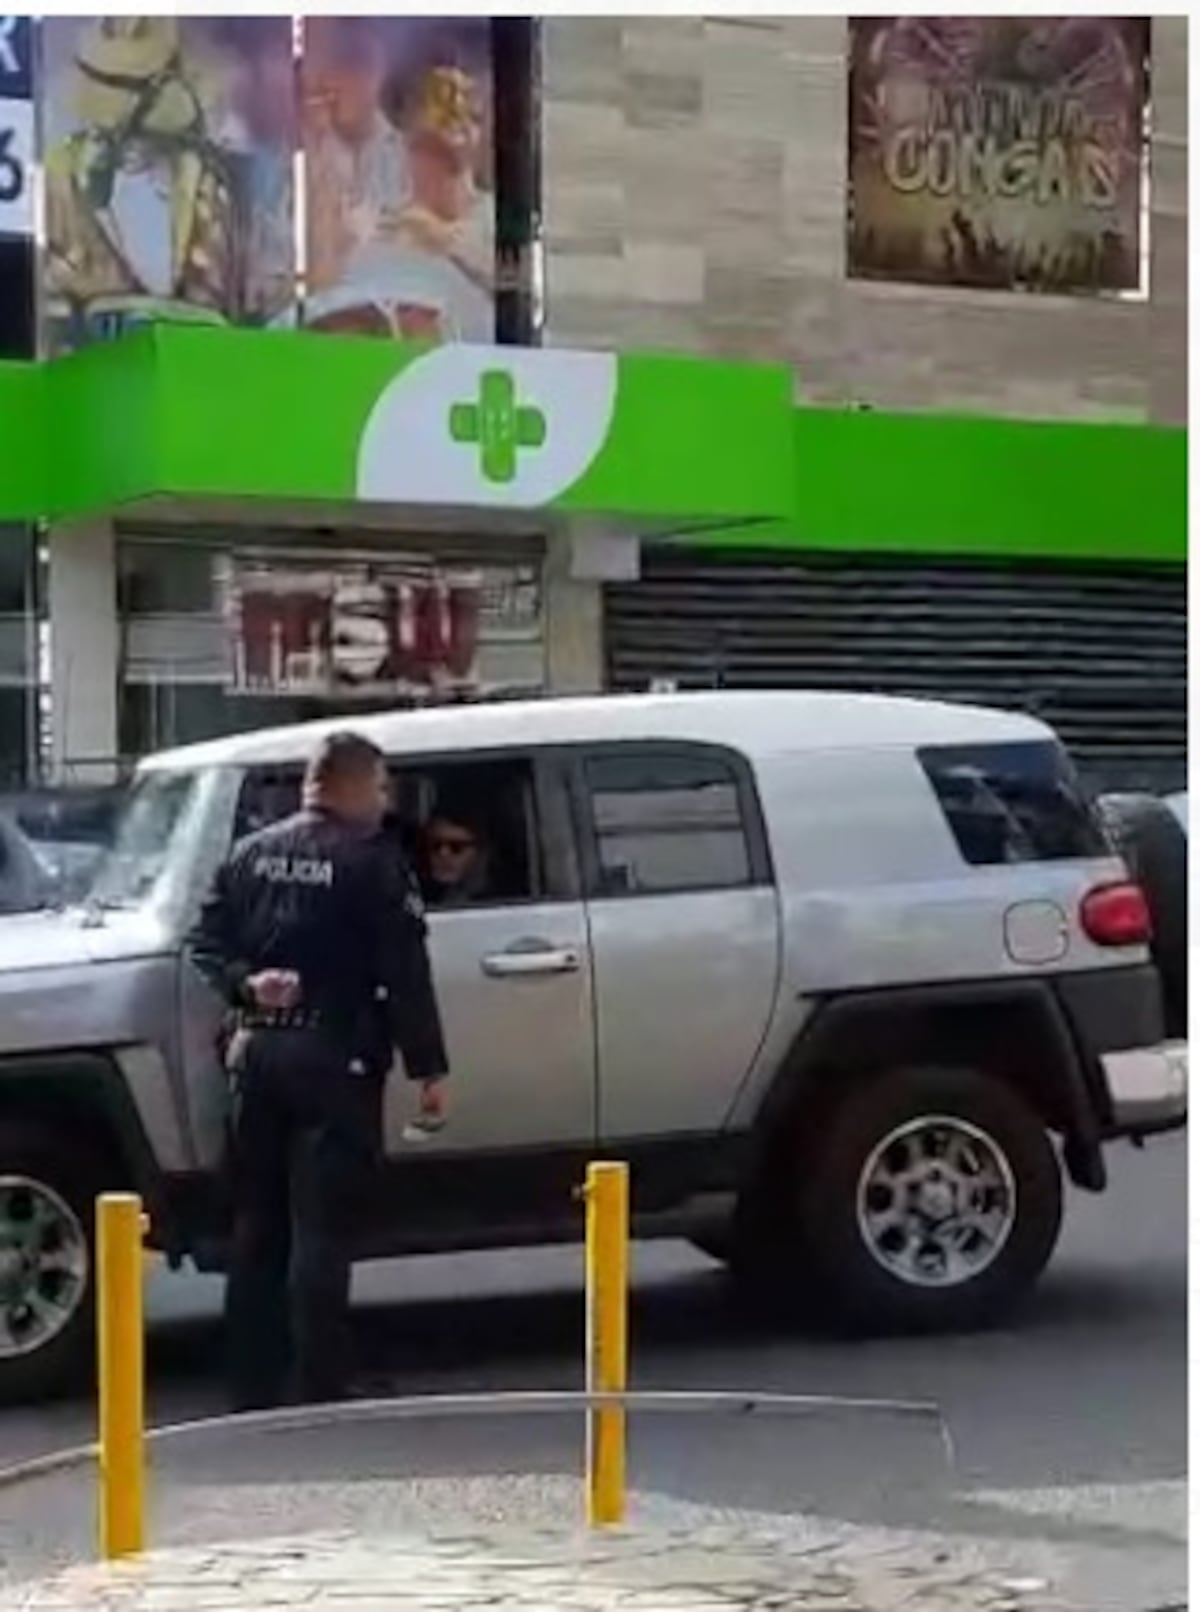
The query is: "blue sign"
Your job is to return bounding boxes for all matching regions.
[0,17,32,237]
[0,17,30,100]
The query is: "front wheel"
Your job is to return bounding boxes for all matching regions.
[0,1122,104,1403]
[781,1067,1063,1333]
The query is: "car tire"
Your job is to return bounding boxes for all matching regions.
[0,1121,106,1404]
[769,1067,1063,1334]
[1097,793,1188,1039]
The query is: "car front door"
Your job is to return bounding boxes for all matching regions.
[382,750,596,1200]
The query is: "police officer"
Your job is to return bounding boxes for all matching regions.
[188,731,449,1411]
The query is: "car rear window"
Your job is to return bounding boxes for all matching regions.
[919,741,1108,866]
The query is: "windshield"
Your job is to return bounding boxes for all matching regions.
[86,770,200,909]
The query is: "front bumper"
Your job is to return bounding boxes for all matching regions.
[1102,1041,1188,1136]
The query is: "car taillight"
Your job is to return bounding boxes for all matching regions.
[1080,881,1153,947]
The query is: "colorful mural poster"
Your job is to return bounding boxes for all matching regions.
[301,16,494,342]
[847,17,1148,294]
[40,16,295,353]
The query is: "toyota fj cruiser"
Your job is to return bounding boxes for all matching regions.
[0,692,1185,1399]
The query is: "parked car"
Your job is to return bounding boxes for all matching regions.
[1096,791,1188,1041]
[0,692,1185,1399]
[1165,791,1187,832]
[0,813,54,915]
[0,786,125,907]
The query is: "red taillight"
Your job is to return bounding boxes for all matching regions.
[1080,881,1153,947]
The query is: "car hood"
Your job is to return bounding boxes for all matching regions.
[0,907,175,973]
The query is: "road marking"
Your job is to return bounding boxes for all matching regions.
[961,1479,1186,1543]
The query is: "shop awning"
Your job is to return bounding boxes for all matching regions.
[0,325,794,535]
[1,326,1183,568]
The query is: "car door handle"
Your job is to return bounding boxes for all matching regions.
[481,946,581,979]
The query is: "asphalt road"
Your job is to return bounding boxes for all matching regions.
[0,1132,1187,1605]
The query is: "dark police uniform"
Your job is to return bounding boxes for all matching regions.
[188,806,448,1409]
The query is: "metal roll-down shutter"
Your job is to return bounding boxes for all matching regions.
[605,549,1187,794]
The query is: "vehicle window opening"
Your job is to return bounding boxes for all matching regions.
[397,760,542,908]
[585,747,753,896]
[234,757,542,908]
[919,742,1108,866]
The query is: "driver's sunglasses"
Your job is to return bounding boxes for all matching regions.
[429,834,475,856]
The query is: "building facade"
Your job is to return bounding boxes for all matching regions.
[543,15,1186,423]
[0,15,1188,797]
[542,15,1188,793]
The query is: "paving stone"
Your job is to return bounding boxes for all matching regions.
[0,1510,1116,1612]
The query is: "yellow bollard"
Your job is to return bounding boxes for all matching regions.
[96,1194,146,1560]
[584,1160,629,1528]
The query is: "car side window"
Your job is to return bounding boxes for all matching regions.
[233,756,555,909]
[392,757,548,910]
[919,742,1108,866]
[584,746,755,896]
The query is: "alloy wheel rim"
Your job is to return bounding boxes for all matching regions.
[0,1176,89,1358]
[855,1115,1017,1289]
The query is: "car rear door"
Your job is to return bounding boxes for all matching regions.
[572,741,782,1146]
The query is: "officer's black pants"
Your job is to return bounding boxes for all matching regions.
[224,1029,381,1412]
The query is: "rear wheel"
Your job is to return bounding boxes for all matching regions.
[752,1067,1062,1334]
[0,1122,107,1403]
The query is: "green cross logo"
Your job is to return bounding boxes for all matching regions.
[448,369,547,484]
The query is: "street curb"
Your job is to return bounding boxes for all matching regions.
[0,1386,953,1494]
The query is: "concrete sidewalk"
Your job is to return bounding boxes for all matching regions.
[0,1522,1073,1611]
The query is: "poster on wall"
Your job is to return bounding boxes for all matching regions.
[301,15,494,342]
[847,17,1148,294]
[220,553,541,701]
[39,16,295,354]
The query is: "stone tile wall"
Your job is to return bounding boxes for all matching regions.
[542,16,1187,423]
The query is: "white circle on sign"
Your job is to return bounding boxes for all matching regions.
[357,344,618,509]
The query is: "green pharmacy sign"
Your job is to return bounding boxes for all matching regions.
[449,370,548,485]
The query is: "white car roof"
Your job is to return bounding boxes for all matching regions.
[139,692,1051,774]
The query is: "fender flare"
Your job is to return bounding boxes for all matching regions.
[0,1050,165,1205]
[746,978,1106,1193]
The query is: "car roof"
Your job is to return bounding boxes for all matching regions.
[139,692,1051,774]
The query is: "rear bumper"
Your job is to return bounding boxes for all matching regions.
[1052,963,1175,1135]
[1101,1041,1188,1136]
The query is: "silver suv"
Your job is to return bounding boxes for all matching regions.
[0,692,1186,1400]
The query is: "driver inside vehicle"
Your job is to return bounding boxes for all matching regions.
[421,805,493,908]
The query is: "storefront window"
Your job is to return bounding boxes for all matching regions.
[117,532,547,759]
